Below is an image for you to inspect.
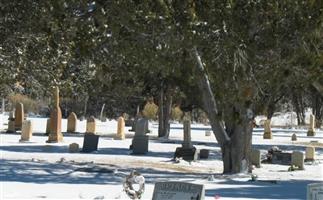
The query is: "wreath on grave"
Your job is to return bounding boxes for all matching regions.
[123,170,145,199]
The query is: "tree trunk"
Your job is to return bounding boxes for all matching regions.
[192,47,253,174]
[158,83,173,138]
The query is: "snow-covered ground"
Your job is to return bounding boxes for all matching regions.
[1,116,322,199]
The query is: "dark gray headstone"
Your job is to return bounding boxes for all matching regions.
[132,135,149,154]
[199,149,210,159]
[152,182,205,200]
[82,134,99,153]
[174,147,198,161]
[272,152,291,165]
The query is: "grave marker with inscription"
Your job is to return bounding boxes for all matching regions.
[152,182,205,200]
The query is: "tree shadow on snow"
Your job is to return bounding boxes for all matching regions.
[205,178,320,200]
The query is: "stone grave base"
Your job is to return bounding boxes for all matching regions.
[263,132,272,139]
[174,147,198,161]
[82,134,99,153]
[132,135,149,154]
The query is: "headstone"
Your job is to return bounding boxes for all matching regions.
[271,152,292,165]
[7,112,15,133]
[47,87,63,143]
[174,120,198,161]
[291,133,297,141]
[45,118,51,135]
[307,183,323,200]
[251,149,261,168]
[263,119,272,139]
[199,149,209,159]
[305,146,315,161]
[131,117,149,154]
[69,143,79,153]
[14,102,24,130]
[205,130,211,136]
[116,115,125,140]
[19,120,32,142]
[67,112,77,133]
[81,134,99,153]
[152,182,205,200]
[291,151,304,170]
[86,116,96,134]
[307,114,316,136]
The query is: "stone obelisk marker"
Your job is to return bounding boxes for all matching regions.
[47,87,63,143]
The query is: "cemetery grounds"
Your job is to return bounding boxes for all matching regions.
[0,114,322,199]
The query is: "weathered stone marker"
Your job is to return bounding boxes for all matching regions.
[251,149,261,168]
[69,143,79,153]
[152,182,205,200]
[47,87,63,143]
[205,130,211,136]
[15,102,24,130]
[307,182,323,200]
[305,146,315,161]
[307,114,316,136]
[86,116,96,134]
[131,117,149,154]
[291,151,304,170]
[174,120,198,161]
[19,120,32,142]
[116,114,125,140]
[7,112,15,133]
[67,112,77,133]
[263,119,272,139]
[291,133,297,141]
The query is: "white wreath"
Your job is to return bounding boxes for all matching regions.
[123,170,145,199]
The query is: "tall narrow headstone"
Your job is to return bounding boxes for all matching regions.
[86,116,96,134]
[305,146,315,161]
[7,112,15,133]
[47,87,63,143]
[116,114,125,140]
[174,120,198,161]
[19,120,32,142]
[263,119,272,139]
[15,102,24,130]
[307,114,316,136]
[131,117,149,154]
[67,112,77,133]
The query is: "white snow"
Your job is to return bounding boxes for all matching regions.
[1,115,322,199]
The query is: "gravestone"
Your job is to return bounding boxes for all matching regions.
[47,87,63,143]
[86,116,96,134]
[152,182,205,200]
[205,130,211,136]
[19,120,32,142]
[81,134,99,153]
[291,133,297,141]
[15,102,24,130]
[307,114,316,136]
[116,115,125,140]
[199,149,209,159]
[45,118,51,135]
[7,112,15,133]
[263,119,272,139]
[251,149,261,168]
[67,112,77,133]
[307,183,323,200]
[174,120,198,161]
[69,143,79,153]
[131,117,149,154]
[305,146,315,161]
[291,151,304,170]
